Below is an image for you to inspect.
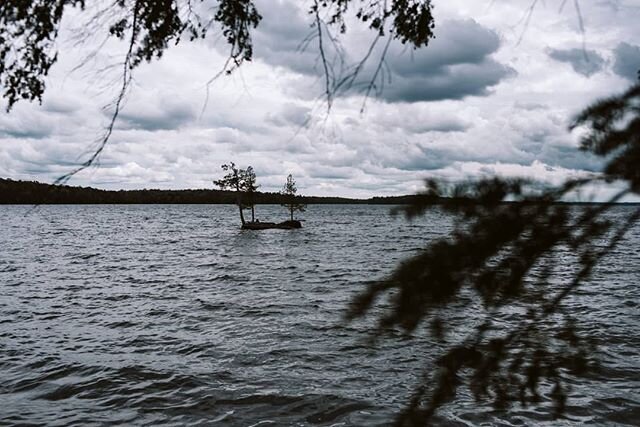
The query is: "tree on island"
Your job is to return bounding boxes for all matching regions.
[244,166,259,222]
[213,162,255,226]
[2,1,640,424]
[214,166,303,230]
[281,174,306,221]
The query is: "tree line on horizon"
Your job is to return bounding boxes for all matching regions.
[0,177,422,205]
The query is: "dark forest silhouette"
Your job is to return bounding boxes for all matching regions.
[1,178,416,205]
[2,177,632,207]
[1,0,639,425]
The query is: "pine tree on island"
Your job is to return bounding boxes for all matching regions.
[213,162,253,226]
[244,166,259,222]
[280,174,306,222]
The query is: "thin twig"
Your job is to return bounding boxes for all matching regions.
[516,0,539,46]
[573,0,588,60]
[313,0,333,112]
[361,34,392,113]
[53,0,140,186]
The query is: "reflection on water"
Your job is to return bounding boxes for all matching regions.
[1,204,639,425]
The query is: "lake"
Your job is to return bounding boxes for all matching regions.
[1,204,639,425]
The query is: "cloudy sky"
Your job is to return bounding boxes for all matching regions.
[1,0,639,199]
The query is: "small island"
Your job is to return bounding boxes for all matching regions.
[242,220,302,230]
[214,164,306,230]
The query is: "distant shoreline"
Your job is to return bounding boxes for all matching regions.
[1,178,638,205]
[0,178,416,205]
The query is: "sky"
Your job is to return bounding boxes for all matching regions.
[0,0,639,199]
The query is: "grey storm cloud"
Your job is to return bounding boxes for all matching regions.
[539,140,604,173]
[378,59,514,103]
[117,101,196,131]
[398,142,528,173]
[613,42,640,81]
[306,164,355,180]
[367,109,471,134]
[252,9,514,104]
[0,125,52,140]
[398,152,453,171]
[252,1,323,76]
[393,19,501,73]
[0,111,55,140]
[547,48,605,77]
[356,19,515,103]
[408,119,469,133]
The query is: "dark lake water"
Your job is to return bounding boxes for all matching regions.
[1,204,639,426]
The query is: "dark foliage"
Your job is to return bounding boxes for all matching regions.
[215,0,261,69]
[346,82,640,425]
[0,0,85,111]
[571,83,640,192]
[314,0,434,46]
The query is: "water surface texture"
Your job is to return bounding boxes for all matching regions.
[1,205,639,426]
